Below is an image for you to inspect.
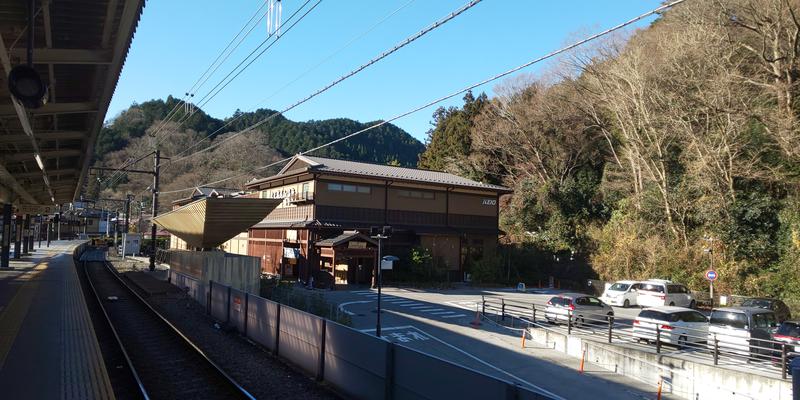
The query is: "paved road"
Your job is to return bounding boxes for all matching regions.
[322,287,674,400]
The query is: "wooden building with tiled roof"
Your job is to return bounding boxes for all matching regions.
[244,155,512,286]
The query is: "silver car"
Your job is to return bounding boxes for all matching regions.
[544,293,614,325]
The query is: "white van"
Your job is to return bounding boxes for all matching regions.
[600,280,641,308]
[636,280,695,308]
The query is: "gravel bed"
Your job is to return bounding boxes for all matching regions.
[111,260,339,400]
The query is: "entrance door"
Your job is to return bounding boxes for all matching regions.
[350,257,373,285]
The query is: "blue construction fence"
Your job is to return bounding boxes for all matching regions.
[170,272,555,400]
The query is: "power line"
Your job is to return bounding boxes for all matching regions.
[160,0,416,166]
[158,0,686,195]
[164,0,484,167]
[98,0,273,188]
[240,0,417,123]
[167,0,320,133]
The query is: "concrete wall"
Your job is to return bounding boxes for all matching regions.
[167,250,260,294]
[527,326,792,399]
[172,275,555,400]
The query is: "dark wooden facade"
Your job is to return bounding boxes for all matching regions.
[244,155,511,285]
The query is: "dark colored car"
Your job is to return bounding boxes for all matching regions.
[740,298,792,323]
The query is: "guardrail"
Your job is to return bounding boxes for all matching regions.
[481,296,797,380]
[170,272,556,400]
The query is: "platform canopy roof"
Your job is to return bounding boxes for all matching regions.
[0,0,145,206]
[153,197,282,249]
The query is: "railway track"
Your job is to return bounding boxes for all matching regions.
[79,249,254,400]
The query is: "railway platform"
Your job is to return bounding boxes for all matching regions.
[0,240,115,399]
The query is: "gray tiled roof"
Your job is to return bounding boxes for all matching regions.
[301,156,511,192]
[315,231,377,247]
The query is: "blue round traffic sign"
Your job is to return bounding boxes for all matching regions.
[705,270,718,281]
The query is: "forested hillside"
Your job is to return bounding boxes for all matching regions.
[90,97,424,207]
[420,0,800,301]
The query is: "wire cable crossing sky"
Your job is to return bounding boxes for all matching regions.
[158,0,685,195]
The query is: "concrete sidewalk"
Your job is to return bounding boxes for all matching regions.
[0,240,115,399]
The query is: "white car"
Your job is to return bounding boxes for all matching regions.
[633,306,709,348]
[636,280,696,308]
[600,280,641,308]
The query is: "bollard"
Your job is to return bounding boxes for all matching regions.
[713,335,719,365]
[470,303,482,328]
[608,316,614,344]
[656,325,661,354]
[656,378,663,400]
[521,328,526,348]
[579,348,586,373]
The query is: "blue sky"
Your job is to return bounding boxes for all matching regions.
[108,0,663,142]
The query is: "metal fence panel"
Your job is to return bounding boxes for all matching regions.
[324,322,388,399]
[392,345,513,400]
[279,306,323,376]
[247,295,278,351]
[229,288,247,333]
[210,281,229,322]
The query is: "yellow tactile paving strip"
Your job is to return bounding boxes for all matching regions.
[62,250,115,400]
[0,242,115,399]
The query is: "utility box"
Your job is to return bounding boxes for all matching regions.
[123,233,141,255]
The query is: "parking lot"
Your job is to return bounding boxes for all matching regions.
[322,287,678,400]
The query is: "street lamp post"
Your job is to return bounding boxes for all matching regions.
[370,225,392,338]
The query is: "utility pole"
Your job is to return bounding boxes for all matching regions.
[91,152,163,269]
[370,225,392,338]
[124,194,132,234]
[150,149,161,271]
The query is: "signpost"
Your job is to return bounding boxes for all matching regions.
[706,269,718,308]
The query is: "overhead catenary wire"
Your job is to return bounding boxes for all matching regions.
[160,0,416,166]
[157,0,687,195]
[99,0,273,188]
[163,0,484,167]
[168,0,319,132]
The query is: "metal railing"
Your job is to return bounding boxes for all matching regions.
[481,296,797,380]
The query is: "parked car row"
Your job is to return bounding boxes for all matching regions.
[543,289,797,363]
[600,279,695,308]
[633,305,798,364]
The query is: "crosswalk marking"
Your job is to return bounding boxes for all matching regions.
[421,308,445,313]
[441,314,467,319]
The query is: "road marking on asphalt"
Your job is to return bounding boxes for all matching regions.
[337,300,373,316]
[382,298,406,302]
[362,324,566,400]
[393,301,416,305]
[421,308,445,313]
[446,301,480,311]
[398,302,422,306]
[351,290,373,294]
[441,314,467,319]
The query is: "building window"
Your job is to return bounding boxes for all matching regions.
[328,182,371,194]
[398,189,435,199]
